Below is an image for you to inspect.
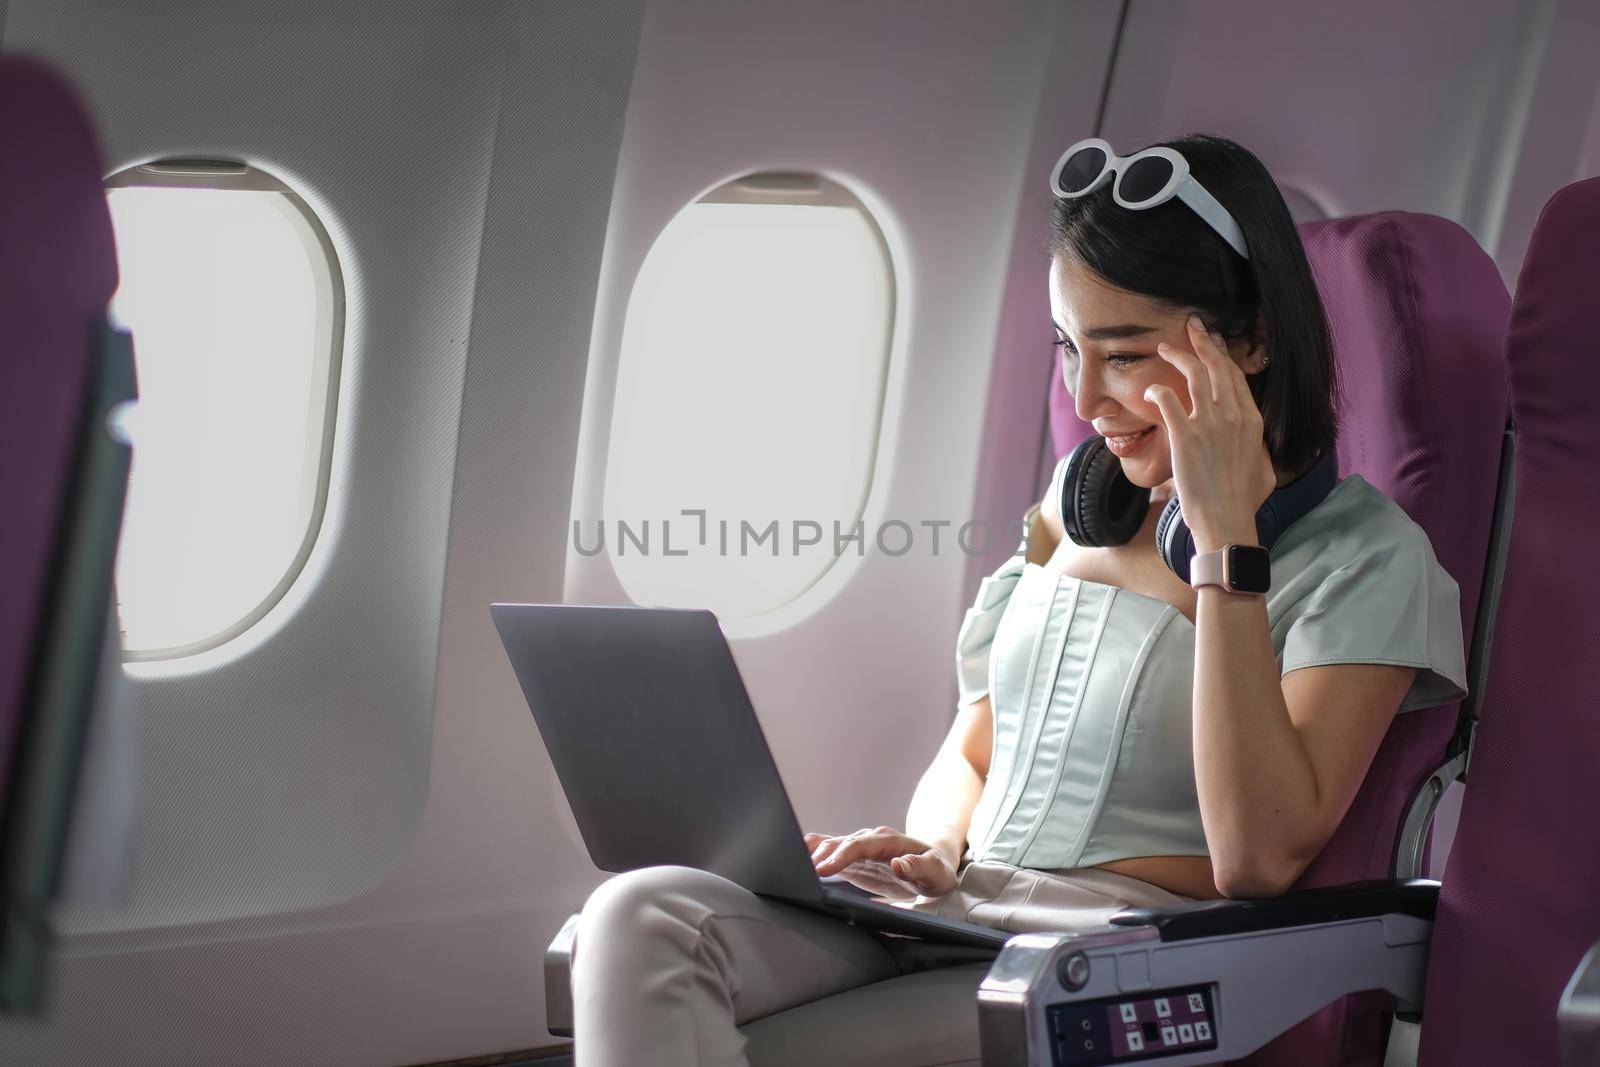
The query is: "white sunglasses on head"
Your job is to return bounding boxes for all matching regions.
[1050,137,1250,260]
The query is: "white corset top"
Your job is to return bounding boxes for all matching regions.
[963,563,1206,869]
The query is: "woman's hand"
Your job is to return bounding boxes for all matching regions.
[1146,314,1278,553]
[803,827,959,900]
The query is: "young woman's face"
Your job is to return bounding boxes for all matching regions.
[1049,256,1263,490]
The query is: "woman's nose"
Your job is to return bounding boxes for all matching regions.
[1071,363,1115,424]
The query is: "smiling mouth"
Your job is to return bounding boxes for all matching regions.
[1103,427,1155,448]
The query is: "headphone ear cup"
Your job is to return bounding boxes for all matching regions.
[1155,496,1195,582]
[1061,437,1100,547]
[1062,435,1148,548]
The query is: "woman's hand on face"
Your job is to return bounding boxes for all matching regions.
[1146,315,1278,553]
[803,827,959,900]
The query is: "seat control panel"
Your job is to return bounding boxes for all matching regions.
[1046,984,1218,1065]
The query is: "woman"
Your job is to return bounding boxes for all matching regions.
[569,132,1468,1066]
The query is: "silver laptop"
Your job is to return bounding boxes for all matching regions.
[490,602,1010,951]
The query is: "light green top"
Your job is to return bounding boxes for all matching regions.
[953,460,1469,869]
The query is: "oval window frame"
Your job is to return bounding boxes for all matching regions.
[105,159,347,662]
[605,169,899,624]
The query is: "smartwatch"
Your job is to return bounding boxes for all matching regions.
[1189,544,1271,595]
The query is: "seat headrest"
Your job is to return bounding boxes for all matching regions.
[1500,176,1600,487]
[0,56,118,308]
[1297,211,1508,623]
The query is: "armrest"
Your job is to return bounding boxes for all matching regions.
[545,912,581,1039]
[1560,937,1600,1067]
[977,881,1439,1065]
[1109,878,1440,942]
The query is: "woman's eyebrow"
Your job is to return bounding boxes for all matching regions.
[1051,317,1158,341]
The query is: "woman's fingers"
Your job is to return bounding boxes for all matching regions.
[809,836,959,900]
[812,829,869,875]
[811,836,850,870]
[1185,315,1248,415]
[817,835,886,875]
[1155,339,1213,411]
[809,827,958,897]
[1144,383,1189,440]
[918,850,957,893]
[892,850,957,896]
[813,827,923,876]
[890,854,927,888]
[835,859,921,900]
[804,831,836,857]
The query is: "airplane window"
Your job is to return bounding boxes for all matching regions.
[605,172,894,620]
[105,161,344,659]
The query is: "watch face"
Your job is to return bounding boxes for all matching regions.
[1226,545,1272,592]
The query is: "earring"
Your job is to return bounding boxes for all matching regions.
[1260,355,1271,368]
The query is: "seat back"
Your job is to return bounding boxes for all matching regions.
[1416,177,1600,1067]
[1291,214,1508,892]
[0,55,118,828]
[0,55,128,1014]
[1245,213,1510,1067]
[1046,211,1511,1067]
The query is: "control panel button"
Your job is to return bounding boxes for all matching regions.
[1195,1020,1212,1041]
[1127,1031,1144,1051]
[1161,1025,1178,1046]
[1188,993,1205,1013]
[1155,997,1171,1018]
[1060,952,1091,991]
[1119,1003,1137,1023]
[1178,1023,1195,1042]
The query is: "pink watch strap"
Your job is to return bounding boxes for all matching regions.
[1190,548,1228,590]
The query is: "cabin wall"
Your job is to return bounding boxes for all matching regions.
[1099,0,1600,288]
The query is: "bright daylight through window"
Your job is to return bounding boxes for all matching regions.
[105,162,343,659]
[605,173,895,621]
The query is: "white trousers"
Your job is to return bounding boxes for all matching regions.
[570,860,1194,1067]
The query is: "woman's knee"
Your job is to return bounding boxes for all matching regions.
[576,865,738,952]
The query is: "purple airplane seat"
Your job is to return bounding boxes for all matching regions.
[1416,177,1600,1067]
[1043,210,1510,1067]
[1238,213,1511,1067]
[0,55,134,1014]
[0,58,118,799]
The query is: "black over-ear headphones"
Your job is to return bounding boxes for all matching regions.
[1060,435,1340,583]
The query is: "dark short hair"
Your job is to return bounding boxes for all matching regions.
[1049,131,1338,476]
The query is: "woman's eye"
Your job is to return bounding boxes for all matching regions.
[1053,339,1137,369]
